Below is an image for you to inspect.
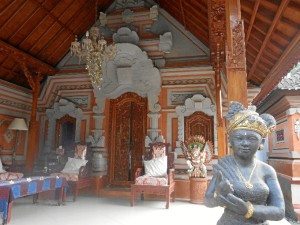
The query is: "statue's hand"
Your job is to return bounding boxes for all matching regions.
[215,171,234,197]
[219,193,248,216]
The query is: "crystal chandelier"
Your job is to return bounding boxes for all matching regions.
[70,27,117,88]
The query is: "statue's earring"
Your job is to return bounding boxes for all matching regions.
[228,143,232,148]
[259,144,264,151]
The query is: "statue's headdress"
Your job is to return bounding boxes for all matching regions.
[226,101,276,138]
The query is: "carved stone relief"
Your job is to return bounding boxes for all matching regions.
[44,99,83,153]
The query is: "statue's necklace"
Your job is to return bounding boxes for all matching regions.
[233,157,257,189]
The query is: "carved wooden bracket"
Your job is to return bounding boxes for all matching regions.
[0,40,57,75]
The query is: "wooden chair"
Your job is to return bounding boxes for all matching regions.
[130,142,175,209]
[51,143,92,201]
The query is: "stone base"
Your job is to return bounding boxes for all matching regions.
[190,177,208,204]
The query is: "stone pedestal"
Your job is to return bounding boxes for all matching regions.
[190,177,208,204]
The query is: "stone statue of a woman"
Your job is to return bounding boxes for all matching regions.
[204,101,285,225]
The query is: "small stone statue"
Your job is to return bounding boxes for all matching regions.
[204,101,285,225]
[180,135,213,178]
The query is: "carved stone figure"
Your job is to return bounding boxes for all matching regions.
[204,101,285,225]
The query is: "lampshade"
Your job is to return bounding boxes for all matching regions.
[8,118,28,131]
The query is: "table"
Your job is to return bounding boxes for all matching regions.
[0,176,68,224]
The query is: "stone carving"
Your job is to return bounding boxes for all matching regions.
[113,27,139,45]
[44,99,83,152]
[100,42,161,113]
[99,12,107,27]
[122,9,134,24]
[149,5,158,21]
[205,101,285,224]
[175,94,216,145]
[116,0,144,9]
[159,32,173,53]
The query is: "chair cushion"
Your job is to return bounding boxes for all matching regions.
[51,172,79,182]
[61,157,88,173]
[135,175,168,186]
[0,172,23,180]
[143,156,167,177]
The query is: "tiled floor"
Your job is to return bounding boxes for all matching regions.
[3,194,291,225]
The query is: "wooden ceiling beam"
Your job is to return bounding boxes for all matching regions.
[248,0,290,80]
[245,0,261,45]
[29,0,75,35]
[0,40,57,74]
[179,0,186,28]
[37,0,96,59]
[253,29,300,105]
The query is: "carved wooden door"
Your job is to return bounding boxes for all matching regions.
[55,115,76,156]
[184,111,214,142]
[109,92,147,187]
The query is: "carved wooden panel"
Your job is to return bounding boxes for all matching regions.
[109,92,147,186]
[55,115,76,155]
[184,111,214,142]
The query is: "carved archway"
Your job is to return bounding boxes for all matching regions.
[175,94,217,151]
[44,99,82,153]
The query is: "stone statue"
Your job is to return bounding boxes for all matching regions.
[204,101,285,225]
[180,135,213,178]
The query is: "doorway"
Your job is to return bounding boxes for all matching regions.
[55,115,76,157]
[109,92,147,187]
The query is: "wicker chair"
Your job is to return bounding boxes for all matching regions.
[130,142,175,209]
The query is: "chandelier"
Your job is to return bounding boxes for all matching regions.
[70,27,117,88]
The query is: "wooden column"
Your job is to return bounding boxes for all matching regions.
[19,62,42,172]
[225,0,248,106]
[208,0,226,156]
[215,44,226,157]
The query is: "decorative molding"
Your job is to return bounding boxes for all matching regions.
[38,83,93,112]
[162,78,215,89]
[286,108,300,116]
[0,98,31,111]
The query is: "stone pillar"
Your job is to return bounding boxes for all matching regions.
[147,112,161,140]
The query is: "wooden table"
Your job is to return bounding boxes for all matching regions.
[0,176,68,224]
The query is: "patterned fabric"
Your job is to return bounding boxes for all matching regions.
[0,176,68,221]
[0,172,23,180]
[74,144,87,160]
[135,175,168,186]
[50,172,79,182]
[152,145,166,158]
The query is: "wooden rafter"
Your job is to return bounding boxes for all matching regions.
[245,0,261,45]
[0,40,57,74]
[253,29,300,105]
[247,0,290,80]
[179,0,186,28]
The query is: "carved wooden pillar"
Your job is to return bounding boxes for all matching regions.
[215,45,226,157]
[208,0,226,157]
[19,62,42,172]
[225,0,248,106]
